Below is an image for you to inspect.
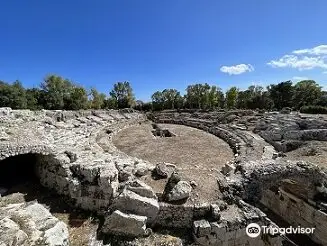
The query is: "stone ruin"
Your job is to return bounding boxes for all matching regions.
[0,107,327,245]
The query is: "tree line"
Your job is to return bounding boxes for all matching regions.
[149,80,327,112]
[1,74,326,112]
[0,75,135,110]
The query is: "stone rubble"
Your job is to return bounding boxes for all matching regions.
[0,201,69,246]
[2,108,327,245]
[166,181,192,202]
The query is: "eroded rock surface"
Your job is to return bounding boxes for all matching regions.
[102,210,147,237]
[0,201,69,246]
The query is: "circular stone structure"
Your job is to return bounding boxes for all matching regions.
[1,108,327,246]
[113,122,234,203]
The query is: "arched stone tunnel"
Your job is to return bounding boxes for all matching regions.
[0,153,41,195]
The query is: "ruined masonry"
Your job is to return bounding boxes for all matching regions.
[0,108,327,245]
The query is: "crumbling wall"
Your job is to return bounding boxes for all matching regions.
[241,161,327,203]
[261,188,327,245]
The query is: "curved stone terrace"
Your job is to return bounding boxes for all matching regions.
[0,108,327,246]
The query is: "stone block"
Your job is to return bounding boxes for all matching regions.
[102,210,147,237]
[110,189,159,223]
[193,219,211,237]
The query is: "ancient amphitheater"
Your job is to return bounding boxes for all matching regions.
[0,108,327,246]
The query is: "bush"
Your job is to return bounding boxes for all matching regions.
[300,105,327,114]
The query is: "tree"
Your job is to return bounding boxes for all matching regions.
[0,81,13,107]
[0,80,27,109]
[207,86,224,109]
[89,88,106,109]
[65,86,89,110]
[103,97,118,109]
[134,100,145,111]
[40,75,73,109]
[236,90,251,109]
[162,89,183,109]
[26,88,43,110]
[109,81,135,108]
[151,89,183,110]
[292,80,322,109]
[267,81,294,110]
[185,83,211,109]
[151,91,164,110]
[317,91,327,107]
[225,87,238,109]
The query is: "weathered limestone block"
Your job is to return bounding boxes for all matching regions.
[163,171,181,200]
[70,164,100,183]
[154,163,169,178]
[221,162,236,175]
[125,179,157,199]
[0,202,69,246]
[283,130,302,140]
[194,202,211,219]
[155,203,194,228]
[43,221,69,246]
[210,221,227,236]
[167,181,192,202]
[261,188,327,246]
[193,219,211,237]
[0,217,29,245]
[134,162,149,176]
[110,189,159,223]
[102,210,147,237]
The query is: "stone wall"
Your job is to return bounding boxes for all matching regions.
[155,202,211,228]
[240,161,327,203]
[0,109,147,213]
[261,188,327,245]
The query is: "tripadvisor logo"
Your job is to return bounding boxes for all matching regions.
[246,223,261,238]
[246,223,315,238]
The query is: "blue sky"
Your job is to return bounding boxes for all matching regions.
[1,0,327,101]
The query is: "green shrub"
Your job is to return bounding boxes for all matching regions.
[300,105,327,114]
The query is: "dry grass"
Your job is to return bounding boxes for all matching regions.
[54,213,98,246]
[113,123,234,203]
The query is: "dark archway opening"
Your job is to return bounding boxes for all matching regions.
[0,153,39,196]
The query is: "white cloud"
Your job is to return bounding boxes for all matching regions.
[220,64,254,75]
[293,45,327,55]
[292,76,309,81]
[267,55,327,70]
[267,44,327,72]
[323,71,327,74]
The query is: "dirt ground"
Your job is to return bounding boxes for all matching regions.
[285,140,327,168]
[113,123,234,203]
